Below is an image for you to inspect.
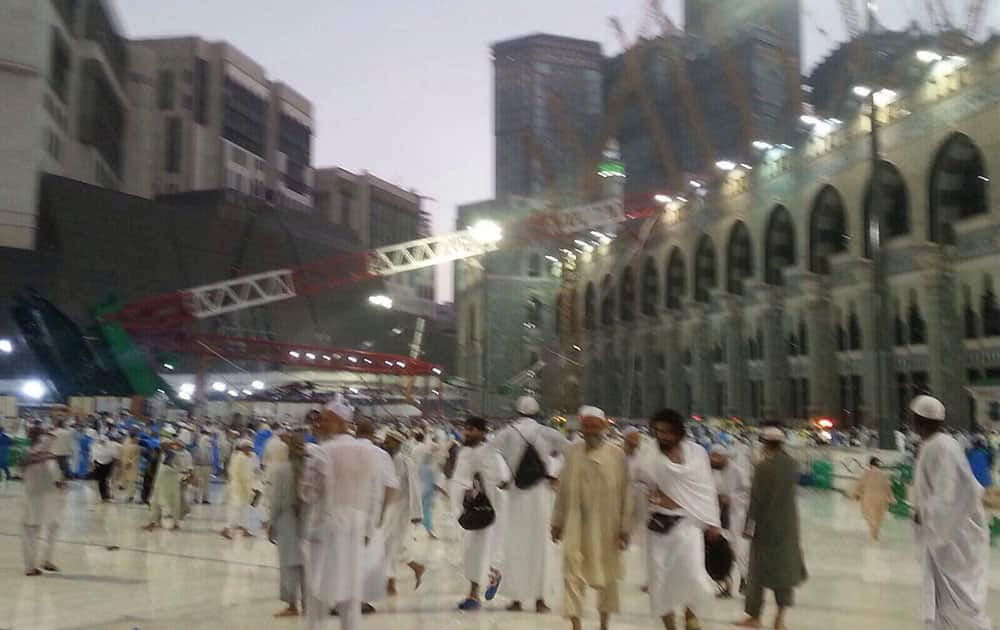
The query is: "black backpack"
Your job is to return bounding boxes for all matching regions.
[512,426,547,489]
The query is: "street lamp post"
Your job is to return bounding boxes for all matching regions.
[866,2,896,448]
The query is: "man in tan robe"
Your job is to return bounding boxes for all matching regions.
[552,406,631,630]
[850,457,892,541]
[117,431,141,502]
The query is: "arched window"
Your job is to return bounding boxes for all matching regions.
[584,283,596,330]
[600,275,615,326]
[620,266,635,321]
[963,283,979,339]
[848,304,862,350]
[908,291,926,345]
[893,299,906,347]
[799,318,808,355]
[527,253,542,277]
[809,185,848,274]
[983,275,1000,337]
[726,221,754,295]
[641,256,659,316]
[764,205,796,286]
[694,234,717,303]
[526,297,542,329]
[929,133,989,244]
[665,248,686,310]
[863,161,910,258]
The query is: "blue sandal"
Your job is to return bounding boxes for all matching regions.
[484,569,502,601]
[458,598,482,611]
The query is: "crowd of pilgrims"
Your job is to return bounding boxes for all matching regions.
[12,392,994,630]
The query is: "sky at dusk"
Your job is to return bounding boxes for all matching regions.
[115,1,996,301]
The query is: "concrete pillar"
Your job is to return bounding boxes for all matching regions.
[722,293,747,417]
[759,284,790,419]
[854,260,897,430]
[663,312,686,411]
[688,302,712,417]
[919,247,969,428]
[803,273,839,419]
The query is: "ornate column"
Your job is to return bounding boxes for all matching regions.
[757,283,790,419]
[639,314,660,417]
[721,293,747,418]
[919,247,967,427]
[853,260,897,430]
[663,310,686,411]
[687,301,712,417]
[803,273,838,419]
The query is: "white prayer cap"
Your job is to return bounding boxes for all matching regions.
[910,395,946,421]
[516,395,540,416]
[236,438,253,450]
[622,426,640,438]
[578,405,606,421]
[710,444,729,455]
[324,394,355,422]
[163,424,177,436]
[759,426,786,443]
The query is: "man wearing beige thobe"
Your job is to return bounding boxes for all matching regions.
[117,432,141,501]
[850,457,892,541]
[552,406,631,630]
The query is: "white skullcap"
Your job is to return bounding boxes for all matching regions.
[710,444,729,455]
[516,395,540,416]
[324,394,355,422]
[910,395,946,421]
[622,426,640,438]
[760,426,786,443]
[578,405,606,421]
[163,425,177,436]
[235,438,252,450]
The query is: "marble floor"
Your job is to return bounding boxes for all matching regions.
[2,479,999,630]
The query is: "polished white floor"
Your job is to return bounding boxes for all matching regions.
[2,479,1000,629]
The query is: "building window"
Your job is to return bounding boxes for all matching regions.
[528,253,542,277]
[222,76,267,156]
[526,297,542,329]
[53,0,77,28]
[279,113,312,195]
[983,276,1000,337]
[49,28,72,103]
[165,117,181,174]
[158,70,175,110]
[193,58,209,125]
[78,60,125,175]
[83,0,127,84]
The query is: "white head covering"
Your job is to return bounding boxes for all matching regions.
[236,438,253,450]
[324,394,355,422]
[622,425,640,438]
[385,429,406,443]
[516,395,540,416]
[910,394,946,421]
[760,426,786,443]
[577,405,606,421]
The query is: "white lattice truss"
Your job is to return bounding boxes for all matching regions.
[185,270,297,319]
[367,231,499,276]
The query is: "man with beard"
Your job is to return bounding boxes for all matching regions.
[382,430,426,595]
[552,406,631,630]
[710,444,752,596]
[492,395,569,612]
[909,395,991,629]
[641,409,722,630]
[735,426,807,630]
[453,416,507,610]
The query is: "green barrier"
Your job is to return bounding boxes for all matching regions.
[811,459,833,490]
[7,437,30,468]
[888,464,913,518]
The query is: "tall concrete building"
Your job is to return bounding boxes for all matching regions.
[0,0,154,250]
[132,37,315,212]
[606,14,801,195]
[685,0,801,68]
[493,34,603,201]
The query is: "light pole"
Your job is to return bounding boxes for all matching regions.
[865,2,896,448]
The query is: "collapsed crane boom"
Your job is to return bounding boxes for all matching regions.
[108,197,634,333]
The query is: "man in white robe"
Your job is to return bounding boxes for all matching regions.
[383,430,426,595]
[453,416,508,610]
[21,428,63,575]
[711,443,752,595]
[641,408,722,630]
[221,439,257,538]
[623,426,650,591]
[910,395,992,630]
[355,418,399,611]
[300,398,385,630]
[492,395,569,612]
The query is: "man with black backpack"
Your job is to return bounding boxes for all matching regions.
[491,396,570,613]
